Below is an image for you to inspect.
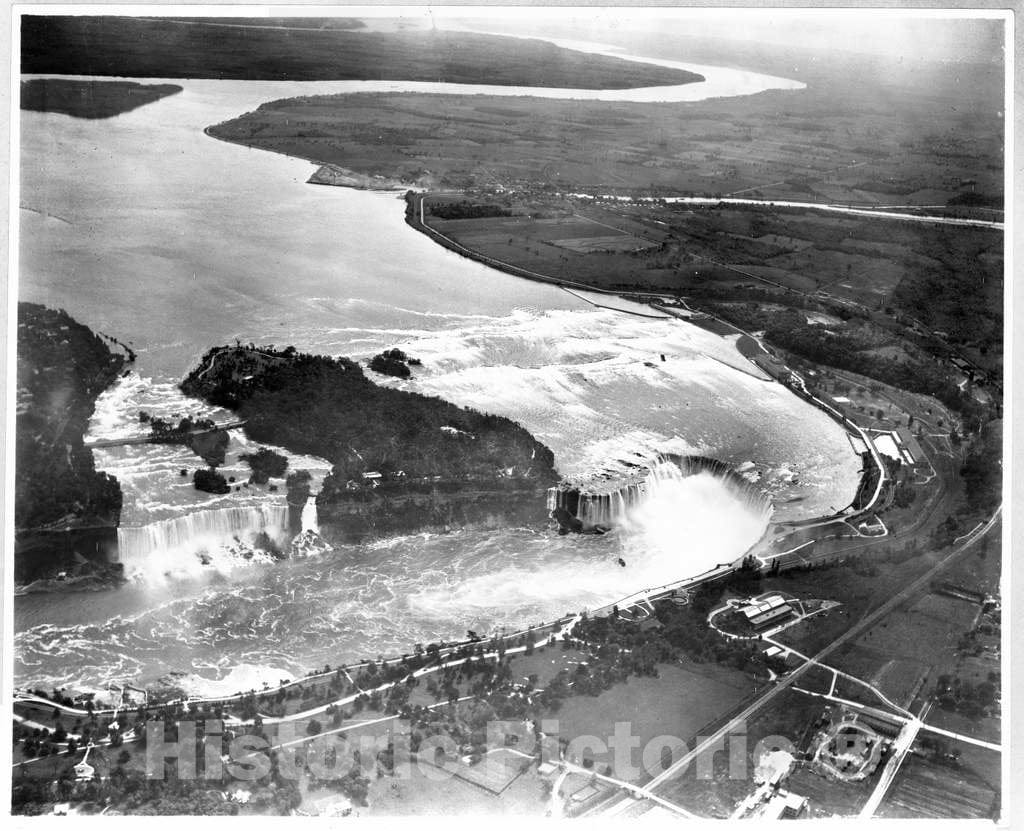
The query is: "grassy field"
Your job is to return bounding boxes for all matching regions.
[878,750,999,819]
[364,762,548,816]
[21,16,696,88]
[206,41,1002,206]
[405,189,1005,396]
[541,662,753,782]
[656,686,828,817]
[205,34,1003,389]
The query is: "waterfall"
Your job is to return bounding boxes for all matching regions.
[116,503,288,576]
[549,454,773,530]
[300,495,319,534]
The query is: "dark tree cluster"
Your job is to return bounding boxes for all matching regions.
[709,303,991,418]
[368,347,420,379]
[180,345,557,492]
[960,419,1002,512]
[14,304,130,580]
[240,448,289,484]
[193,468,229,495]
[428,200,513,220]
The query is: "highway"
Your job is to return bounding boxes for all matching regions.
[593,506,1000,817]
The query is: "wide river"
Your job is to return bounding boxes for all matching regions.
[15,43,859,697]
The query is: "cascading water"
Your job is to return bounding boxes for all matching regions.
[300,495,319,534]
[116,503,288,578]
[616,461,771,574]
[550,454,773,531]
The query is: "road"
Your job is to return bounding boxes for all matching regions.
[557,760,698,818]
[593,506,1000,816]
[573,193,1004,229]
[859,710,926,819]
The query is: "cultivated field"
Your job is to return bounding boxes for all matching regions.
[208,43,1002,206]
[541,662,753,782]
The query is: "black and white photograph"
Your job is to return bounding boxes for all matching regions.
[4,2,1011,822]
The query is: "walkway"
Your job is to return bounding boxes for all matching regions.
[592,507,1000,817]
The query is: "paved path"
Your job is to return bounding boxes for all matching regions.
[594,506,1000,816]
[558,760,698,818]
[859,703,930,819]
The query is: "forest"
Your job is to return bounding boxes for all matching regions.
[15,306,126,527]
[21,16,697,89]
[14,304,128,580]
[705,303,986,420]
[180,345,558,489]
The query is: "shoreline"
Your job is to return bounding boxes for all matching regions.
[403,190,883,517]
[14,186,882,701]
[15,285,880,707]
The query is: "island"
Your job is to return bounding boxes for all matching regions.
[179,345,559,542]
[20,79,183,119]
[14,303,131,586]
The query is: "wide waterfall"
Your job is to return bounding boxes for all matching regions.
[549,454,773,530]
[115,503,289,576]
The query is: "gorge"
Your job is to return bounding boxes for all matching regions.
[15,38,860,694]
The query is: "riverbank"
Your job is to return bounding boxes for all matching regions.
[14,303,132,583]
[308,163,411,191]
[406,190,885,526]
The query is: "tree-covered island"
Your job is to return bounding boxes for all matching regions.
[180,345,559,541]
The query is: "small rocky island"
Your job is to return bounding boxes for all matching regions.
[180,345,559,542]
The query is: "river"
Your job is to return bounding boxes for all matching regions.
[15,44,859,697]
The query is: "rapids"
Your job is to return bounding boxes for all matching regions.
[15,36,858,695]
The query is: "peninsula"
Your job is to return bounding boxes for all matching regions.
[21,16,701,89]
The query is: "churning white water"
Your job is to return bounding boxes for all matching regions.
[618,465,771,572]
[300,496,319,534]
[15,39,856,695]
[116,504,289,579]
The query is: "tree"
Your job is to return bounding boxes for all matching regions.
[193,467,229,494]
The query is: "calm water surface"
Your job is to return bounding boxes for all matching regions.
[16,59,854,695]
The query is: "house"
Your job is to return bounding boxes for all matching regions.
[311,795,353,817]
[762,790,807,819]
[742,596,795,631]
[749,606,794,630]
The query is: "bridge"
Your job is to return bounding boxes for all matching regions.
[84,420,247,449]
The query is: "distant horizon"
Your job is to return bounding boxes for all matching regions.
[17,6,1007,65]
